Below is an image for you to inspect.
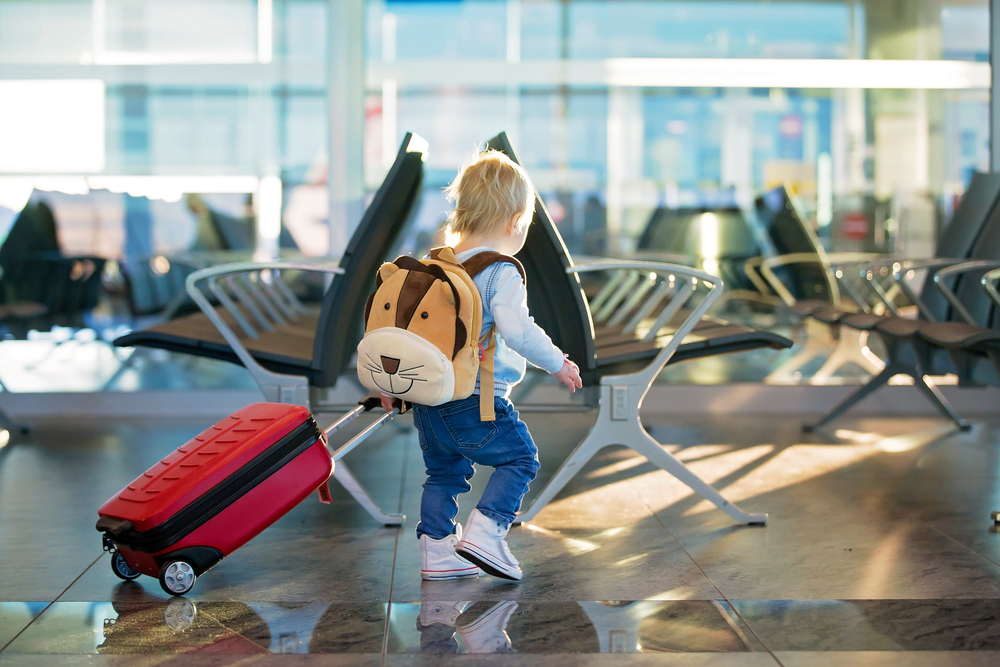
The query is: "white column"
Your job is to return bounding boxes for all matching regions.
[328,0,366,257]
[606,87,643,255]
[991,0,1000,171]
[505,0,521,147]
[720,89,753,196]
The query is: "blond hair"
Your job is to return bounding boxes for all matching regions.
[444,149,534,239]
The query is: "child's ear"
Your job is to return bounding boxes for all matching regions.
[507,213,522,236]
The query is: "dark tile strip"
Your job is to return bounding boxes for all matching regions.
[629,483,784,667]
[382,434,412,667]
[0,552,104,653]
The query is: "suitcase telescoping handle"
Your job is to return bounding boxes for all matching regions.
[324,395,408,462]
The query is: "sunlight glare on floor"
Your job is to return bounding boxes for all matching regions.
[522,523,601,555]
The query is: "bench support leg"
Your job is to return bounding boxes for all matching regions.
[809,328,884,385]
[517,385,767,525]
[766,319,833,384]
[332,461,405,526]
[803,343,970,432]
[803,364,898,432]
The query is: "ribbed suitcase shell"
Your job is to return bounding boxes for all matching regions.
[98,403,332,578]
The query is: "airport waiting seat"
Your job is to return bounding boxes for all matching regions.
[915,261,1000,381]
[120,256,198,318]
[753,186,838,313]
[485,132,791,525]
[0,203,107,327]
[803,175,1000,432]
[792,173,1000,329]
[113,133,428,525]
[741,188,892,384]
[760,175,1000,386]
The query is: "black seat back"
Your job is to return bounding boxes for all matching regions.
[485,132,598,381]
[0,202,60,303]
[43,256,107,317]
[211,212,255,251]
[918,172,1000,323]
[638,207,757,290]
[755,187,833,302]
[637,208,696,253]
[0,202,106,320]
[310,132,426,387]
[948,199,1000,328]
[121,257,193,316]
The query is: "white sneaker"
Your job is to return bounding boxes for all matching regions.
[454,509,522,581]
[420,524,482,581]
[418,600,470,627]
[456,601,518,653]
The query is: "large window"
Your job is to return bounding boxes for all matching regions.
[365,0,991,262]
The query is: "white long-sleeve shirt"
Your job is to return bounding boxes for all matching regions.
[456,247,566,397]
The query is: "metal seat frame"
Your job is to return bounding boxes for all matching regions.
[760,252,886,384]
[517,260,767,525]
[801,256,1000,432]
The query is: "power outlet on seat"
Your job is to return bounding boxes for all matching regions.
[279,386,298,404]
[611,386,628,420]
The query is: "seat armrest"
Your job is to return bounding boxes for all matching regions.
[568,261,723,390]
[742,256,772,296]
[932,260,1000,326]
[983,268,1000,311]
[759,252,876,308]
[183,260,344,405]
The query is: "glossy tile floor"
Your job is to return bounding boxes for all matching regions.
[1,407,999,665]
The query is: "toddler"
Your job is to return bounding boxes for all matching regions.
[382,149,582,581]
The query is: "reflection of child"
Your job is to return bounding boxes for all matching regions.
[417,601,518,653]
[383,150,582,581]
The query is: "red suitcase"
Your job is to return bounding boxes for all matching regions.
[97,398,397,596]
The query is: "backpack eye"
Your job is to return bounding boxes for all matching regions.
[384,303,390,310]
[420,311,429,319]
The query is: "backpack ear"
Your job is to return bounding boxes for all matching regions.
[377,262,400,286]
[439,279,456,305]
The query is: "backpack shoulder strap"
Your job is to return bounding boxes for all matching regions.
[461,251,524,423]
[462,251,526,284]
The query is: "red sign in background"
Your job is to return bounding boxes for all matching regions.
[842,212,868,240]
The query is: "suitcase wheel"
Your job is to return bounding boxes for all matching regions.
[164,598,197,632]
[110,552,141,581]
[159,560,197,596]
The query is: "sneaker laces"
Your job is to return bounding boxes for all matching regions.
[498,538,519,567]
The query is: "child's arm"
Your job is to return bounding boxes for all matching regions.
[489,264,583,392]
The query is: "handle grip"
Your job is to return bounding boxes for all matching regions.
[359,394,409,413]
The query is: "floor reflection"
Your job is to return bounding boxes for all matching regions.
[733,600,1000,652]
[9,591,1000,655]
[395,599,752,654]
[7,583,387,655]
[9,587,752,655]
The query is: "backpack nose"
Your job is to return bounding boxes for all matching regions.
[380,356,400,375]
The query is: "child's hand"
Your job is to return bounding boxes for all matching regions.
[553,359,583,393]
[380,393,395,412]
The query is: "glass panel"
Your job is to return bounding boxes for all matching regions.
[568,1,852,59]
[0,0,92,64]
[100,0,257,63]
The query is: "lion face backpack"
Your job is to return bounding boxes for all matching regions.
[357,246,525,421]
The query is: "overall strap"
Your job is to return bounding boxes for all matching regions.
[478,326,497,422]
